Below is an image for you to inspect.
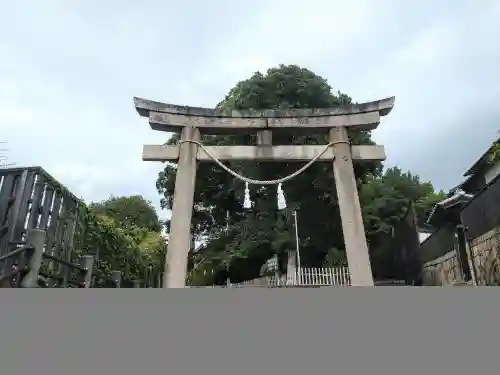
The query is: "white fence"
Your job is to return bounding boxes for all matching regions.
[229,267,351,288]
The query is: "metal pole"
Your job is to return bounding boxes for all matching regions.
[110,270,122,288]
[79,255,94,288]
[226,210,230,285]
[21,229,45,288]
[293,211,301,270]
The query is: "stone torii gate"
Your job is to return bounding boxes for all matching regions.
[135,96,395,288]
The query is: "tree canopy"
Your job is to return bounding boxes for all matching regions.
[74,195,165,287]
[156,64,445,285]
[89,195,161,232]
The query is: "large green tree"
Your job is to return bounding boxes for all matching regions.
[360,167,446,246]
[157,64,443,284]
[75,195,166,287]
[90,195,162,232]
[358,167,445,281]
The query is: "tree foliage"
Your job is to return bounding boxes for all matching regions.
[361,167,446,245]
[75,196,165,286]
[487,138,500,164]
[89,195,161,232]
[156,64,444,284]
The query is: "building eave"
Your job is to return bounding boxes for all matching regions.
[463,136,500,177]
[426,190,474,227]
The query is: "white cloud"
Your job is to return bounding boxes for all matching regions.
[355,2,500,189]
[182,0,390,97]
[495,0,500,16]
[392,25,457,69]
[0,106,36,126]
[0,0,499,219]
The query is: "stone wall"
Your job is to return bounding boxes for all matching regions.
[422,226,500,285]
[468,227,500,285]
[421,251,460,285]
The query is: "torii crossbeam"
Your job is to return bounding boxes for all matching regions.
[135,96,395,288]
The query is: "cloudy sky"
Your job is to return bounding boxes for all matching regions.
[1,0,500,220]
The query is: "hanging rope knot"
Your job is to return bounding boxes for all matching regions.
[277,183,286,210]
[178,139,350,209]
[243,182,252,209]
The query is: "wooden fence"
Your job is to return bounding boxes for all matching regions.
[0,167,150,288]
[0,228,149,288]
[0,167,87,285]
[0,166,83,259]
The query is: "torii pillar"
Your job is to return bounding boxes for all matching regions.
[134,96,395,287]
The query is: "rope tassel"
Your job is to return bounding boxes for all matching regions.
[174,140,346,212]
[243,182,252,209]
[277,183,287,210]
